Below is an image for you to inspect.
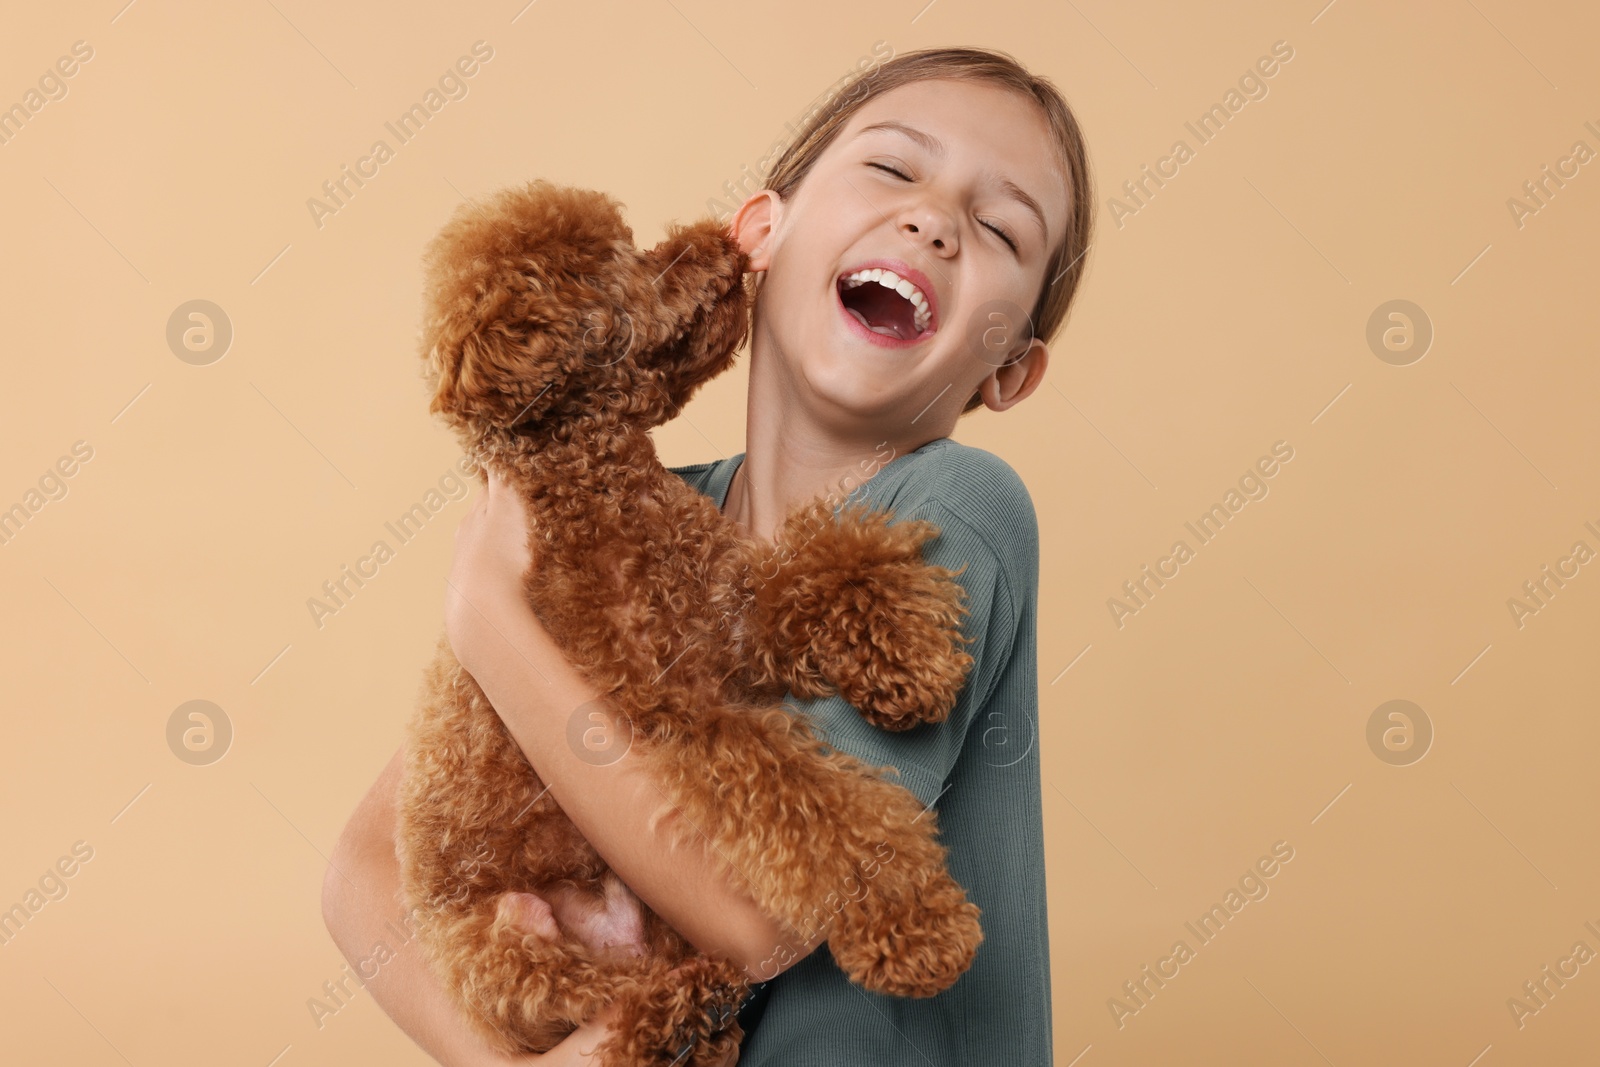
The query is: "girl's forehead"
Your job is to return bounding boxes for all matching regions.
[852,78,1038,122]
[837,84,1054,161]
[827,86,1068,223]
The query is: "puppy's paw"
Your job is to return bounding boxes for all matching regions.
[824,574,975,730]
[830,896,984,998]
[495,890,562,942]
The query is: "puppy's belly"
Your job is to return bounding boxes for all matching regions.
[554,879,646,958]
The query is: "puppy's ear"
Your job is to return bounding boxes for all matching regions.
[418,180,635,431]
[627,218,752,414]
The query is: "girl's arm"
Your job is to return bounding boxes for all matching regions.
[443,470,825,978]
[322,747,640,1066]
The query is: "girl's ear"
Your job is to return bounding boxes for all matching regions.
[730,190,781,272]
[979,338,1050,412]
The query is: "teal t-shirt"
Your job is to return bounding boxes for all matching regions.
[668,436,1053,1065]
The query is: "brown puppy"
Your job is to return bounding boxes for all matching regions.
[397,180,984,1065]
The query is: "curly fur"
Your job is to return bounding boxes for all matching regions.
[396,179,984,1065]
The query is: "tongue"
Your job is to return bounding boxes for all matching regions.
[845,306,903,338]
[841,282,916,340]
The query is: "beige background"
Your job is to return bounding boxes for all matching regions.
[2,1,1597,1063]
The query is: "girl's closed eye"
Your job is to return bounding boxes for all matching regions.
[867,161,1020,252]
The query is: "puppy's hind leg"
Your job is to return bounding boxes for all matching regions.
[437,890,637,1057]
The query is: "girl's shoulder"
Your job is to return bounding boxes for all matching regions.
[874,438,1039,569]
[884,437,1034,506]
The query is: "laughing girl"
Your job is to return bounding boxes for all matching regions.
[324,45,1093,1066]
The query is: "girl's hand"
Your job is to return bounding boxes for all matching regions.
[532,1003,626,1065]
[479,1005,619,1066]
[501,993,739,1066]
[445,468,539,675]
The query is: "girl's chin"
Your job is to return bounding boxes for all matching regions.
[805,367,919,420]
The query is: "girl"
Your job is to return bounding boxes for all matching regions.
[323,46,1093,1065]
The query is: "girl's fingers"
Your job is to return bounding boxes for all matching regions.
[538,991,741,1066]
[561,1003,625,1063]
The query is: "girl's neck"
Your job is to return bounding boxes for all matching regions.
[724,340,939,541]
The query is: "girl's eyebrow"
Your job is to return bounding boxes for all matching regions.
[854,120,1050,244]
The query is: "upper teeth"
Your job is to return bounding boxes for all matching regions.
[840,268,933,334]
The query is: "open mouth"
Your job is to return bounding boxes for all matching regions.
[837,266,935,342]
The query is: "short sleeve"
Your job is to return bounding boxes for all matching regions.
[780,449,1035,811]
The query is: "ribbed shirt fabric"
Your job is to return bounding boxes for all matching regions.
[667,436,1053,1066]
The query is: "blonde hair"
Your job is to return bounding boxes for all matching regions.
[761,46,1095,414]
